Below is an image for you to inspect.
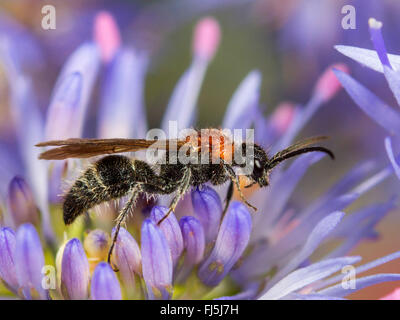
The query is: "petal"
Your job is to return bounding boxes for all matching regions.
[54,42,101,136]
[318,274,400,298]
[15,224,48,299]
[260,256,361,300]
[191,186,223,243]
[150,206,183,265]
[334,45,400,73]
[198,201,252,287]
[93,11,121,63]
[61,238,90,300]
[7,176,38,227]
[265,211,345,291]
[45,72,83,140]
[316,250,400,291]
[91,262,122,300]
[192,17,221,61]
[97,49,148,139]
[222,70,261,130]
[333,69,400,134]
[141,219,173,299]
[385,136,400,180]
[0,227,18,290]
[111,227,142,288]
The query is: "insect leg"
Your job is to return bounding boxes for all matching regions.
[223,164,257,212]
[107,185,141,271]
[156,168,192,226]
[222,181,234,216]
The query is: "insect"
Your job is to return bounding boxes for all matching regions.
[36,130,334,269]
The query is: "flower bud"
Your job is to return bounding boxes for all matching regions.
[191,186,222,243]
[177,216,205,282]
[179,216,205,266]
[141,219,173,299]
[93,11,121,63]
[198,202,252,287]
[15,223,48,299]
[313,63,348,102]
[150,206,183,265]
[84,229,110,261]
[61,238,90,300]
[7,176,38,226]
[0,227,18,291]
[193,17,221,61]
[91,262,122,300]
[111,227,142,288]
[45,72,83,140]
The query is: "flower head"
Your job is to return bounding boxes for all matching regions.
[0,11,399,301]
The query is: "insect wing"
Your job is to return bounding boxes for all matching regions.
[36,138,184,160]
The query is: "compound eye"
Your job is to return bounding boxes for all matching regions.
[253,159,264,178]
[255,159,261,169]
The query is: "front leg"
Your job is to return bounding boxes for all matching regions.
[223,163,257,212]
[222,180,234,217]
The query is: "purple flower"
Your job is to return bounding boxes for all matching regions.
[15,223,48,299]
[198,201,252,287]
[191,186,223,243]
[1,10,400,301]
[61,238,90,300]
[141,219,173,300]
[0,227,18,291]
[176,216,205,282]
[91,262,122,300]
[110,227,142,287]
[7,176,38,227]
[179,216,205,266]
[150,206,183,265]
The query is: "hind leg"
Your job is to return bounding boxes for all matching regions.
[107,185,142,270]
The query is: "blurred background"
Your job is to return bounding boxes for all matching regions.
[0,0,399,299]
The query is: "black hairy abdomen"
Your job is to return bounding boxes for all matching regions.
[63,155,135,225]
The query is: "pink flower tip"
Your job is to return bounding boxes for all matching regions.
[192,17,221,61]
[93,11,121,63]
[380,287,400,300]
[314,63,349,102]
[269,102,296,134]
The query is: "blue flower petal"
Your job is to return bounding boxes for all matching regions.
[318,274,400,298]
[0,227,18,291]
[316,250,400,291]
[45,72,83,140]
[198,201,252,287]
[334,69,400,134]
[15,223,48,299]
[98,49,148,139]
[61,238,90,300]
[265,211,345,290]
[191,186,223,243]
[385,136,400,180]
[111,227,142,287]
[141,219,173,299]
[161,58,207,133]
[222,70,261,130]
[91,262,122,300]
[334,45,400,73]
[260,256,361,300]
[150,206,183,265]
